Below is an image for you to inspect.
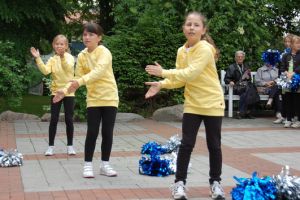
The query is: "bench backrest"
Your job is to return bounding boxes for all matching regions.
[220,70,257,86]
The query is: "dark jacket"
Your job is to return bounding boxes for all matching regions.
[279,50,300,74]
[224,63,251,84]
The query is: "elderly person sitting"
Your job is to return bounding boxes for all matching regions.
[255,49,283,123]
[224,50,254,119]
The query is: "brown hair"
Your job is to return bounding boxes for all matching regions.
[184,11,219,59]
[83,22,104,36]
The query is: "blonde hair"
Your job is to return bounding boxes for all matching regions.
[52,34,69,52]
[284,33,294,42]
[291,35,300,44]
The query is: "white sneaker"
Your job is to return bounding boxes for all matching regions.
[273,118,284,124]
[291,121,300,128]
[45,146,54,156]
[210,181,225,200]
[284,121,292,128]
[67,146,76,155]
[100,161,117,177]
[171,181,187,200]
[83,163,94,178]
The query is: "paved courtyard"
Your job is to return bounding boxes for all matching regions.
[0,117,300,199]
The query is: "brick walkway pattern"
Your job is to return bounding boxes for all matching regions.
[0,117,300,200]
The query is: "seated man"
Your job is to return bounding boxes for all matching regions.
[255,49,283,123]
[224,50,254,119]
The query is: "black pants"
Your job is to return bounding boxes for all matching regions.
[49,96,74,146]
[85,106,117,162]
[268,85,282,113]
[175,113,223,185]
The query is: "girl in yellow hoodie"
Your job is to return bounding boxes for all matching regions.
[145,12,225,200]
[53,23,119,178]
[30,35,76,156]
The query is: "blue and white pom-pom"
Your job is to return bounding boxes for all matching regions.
[276,73,292,90]
[139,135,181,176]
[231,172,277,200]
[273,165,300,200]
[0,148,23,167]
[262,49,281,66]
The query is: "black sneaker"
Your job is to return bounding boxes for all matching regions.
[235,112,242,119]
[245,114,255,119]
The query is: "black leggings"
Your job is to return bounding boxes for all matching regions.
[49,96,74,146]
[175,113,223,185]
[85,106,117,162]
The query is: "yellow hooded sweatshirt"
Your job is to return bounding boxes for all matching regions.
[160,40,224,116]
[35,52,75,96]
[75,45,119,108]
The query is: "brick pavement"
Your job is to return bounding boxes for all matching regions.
[0,117,300,200]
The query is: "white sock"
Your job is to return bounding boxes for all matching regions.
[101,161,109,165]
[84,162,92,166]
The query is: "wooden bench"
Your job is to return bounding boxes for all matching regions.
[220,70,269,117]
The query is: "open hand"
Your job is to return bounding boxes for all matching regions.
[53,90,65,103]
[30,47,40,58]
[68,80,80,93]
[145,82,161,99]
[145,62,163,77]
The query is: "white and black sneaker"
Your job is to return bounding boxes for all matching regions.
[171,181,187,200]
[210,181,225,200]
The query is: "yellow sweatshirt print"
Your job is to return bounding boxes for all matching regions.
[160,40,225,116]
[35,52,75,96]
[75,45,119,108]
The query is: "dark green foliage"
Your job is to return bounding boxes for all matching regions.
[0,0,67,59]
[104,0,187,114]
[74,87,87,121]
[0,41,24,107]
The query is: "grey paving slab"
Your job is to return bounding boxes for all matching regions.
[164,118,282,131]
[254,153,300,171]
[14,121,145,134]
[20,155,248,192]
[218,130,300,148]
[16,134,168,155]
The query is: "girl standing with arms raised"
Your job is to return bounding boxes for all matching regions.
[54,23,119,178]
[30,35,76,156]
[145,12,225,200]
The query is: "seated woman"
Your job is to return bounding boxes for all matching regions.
[255,49,283,123]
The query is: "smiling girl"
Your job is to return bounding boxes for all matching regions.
[145,12,225,200]
[30,34,76,156]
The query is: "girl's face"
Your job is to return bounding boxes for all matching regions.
[83,30,101,51]
[284,38,292,48]
[53,38,67,56]
[183,14,206,46]
[291,39,300,52]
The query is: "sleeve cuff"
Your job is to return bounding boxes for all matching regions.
[159,80,166,88]
[77,78,85,86]
[161,69,170,78]
[35,57,43,64]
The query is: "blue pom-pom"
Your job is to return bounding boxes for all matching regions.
[231,172,277,200]
[139,154,173,176]
[291,74,300,92]
[262,49,281,66]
